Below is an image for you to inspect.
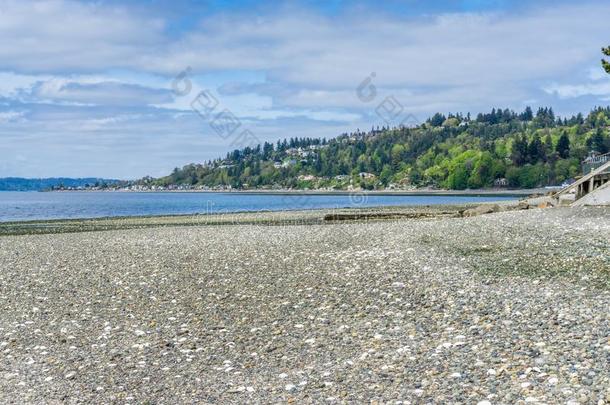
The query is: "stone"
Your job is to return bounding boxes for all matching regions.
[462,204,501,217]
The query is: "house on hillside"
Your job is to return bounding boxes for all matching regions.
[282,159,297,168]
[493,178,508,187]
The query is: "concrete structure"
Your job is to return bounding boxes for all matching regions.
[582,152,610,174]
[553,159,610,206]
[572,181,610,206]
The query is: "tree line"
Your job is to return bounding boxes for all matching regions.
[147,106,610,190]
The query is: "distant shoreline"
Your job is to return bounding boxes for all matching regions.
[45,188,550,197]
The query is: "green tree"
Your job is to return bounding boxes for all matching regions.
[446,150,478,189]
[556,132,570,159]
[520,106,533,121]
[379,164,393,186]
[447,165,469,189]
[603,46,610,74]
[428,113,446,127]
[544,133,553,153]
[390,144,406,169]
[528,134,546,163]
[554,159,576,183]
[468,152,493,188]
[506,167,521,187]
[587,129,609,154]
[511,135,528,165]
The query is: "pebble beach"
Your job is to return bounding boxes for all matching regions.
[0,206,609,403]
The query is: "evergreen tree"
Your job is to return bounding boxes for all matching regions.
[556,132,571,159]
[511,135,528,165]
[603,46,610,74]
[428,113,446,127]
[544,133,553,156]
[528,135,546,163]
[587,129,609,154]
[520,106,533,121]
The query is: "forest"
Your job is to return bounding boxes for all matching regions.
[147,106,610,190]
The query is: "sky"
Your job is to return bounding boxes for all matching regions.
[1,0,610,179]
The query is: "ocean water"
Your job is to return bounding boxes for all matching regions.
[0,191,519,222]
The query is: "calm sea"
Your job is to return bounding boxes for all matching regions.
[0,191,519,222]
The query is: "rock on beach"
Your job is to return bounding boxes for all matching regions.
[0,206,608,403]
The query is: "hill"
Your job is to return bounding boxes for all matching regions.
[147,106,610,190]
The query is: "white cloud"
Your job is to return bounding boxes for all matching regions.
[0,102,353,178]
[544,81,610,99]
[1,1,608,88]
[0,0,165,73]
[0,110,25,123]
[157,3,609,89]
[544,65,610,100]
[0,72,51,97]
[147,2,610,116]
[25,79,174,106]
[1,1,610,177]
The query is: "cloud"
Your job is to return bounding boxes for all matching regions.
[217,81,295,99]
[0,0,166,73]
[1,1,608,87]
[23,79,175,106]
[2,0,610,178]
[156,2,610,116]
[544,79,610,99]
[0,110,25,123]
[0,95,356,178]
[157,3,609,89]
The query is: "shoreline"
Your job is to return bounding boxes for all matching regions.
[0,198,523,229]
[0,200,523,235]
[42,188,552,197]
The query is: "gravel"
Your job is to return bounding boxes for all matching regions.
[0,206,608,403]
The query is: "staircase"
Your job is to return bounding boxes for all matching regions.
[553,159,610,206]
